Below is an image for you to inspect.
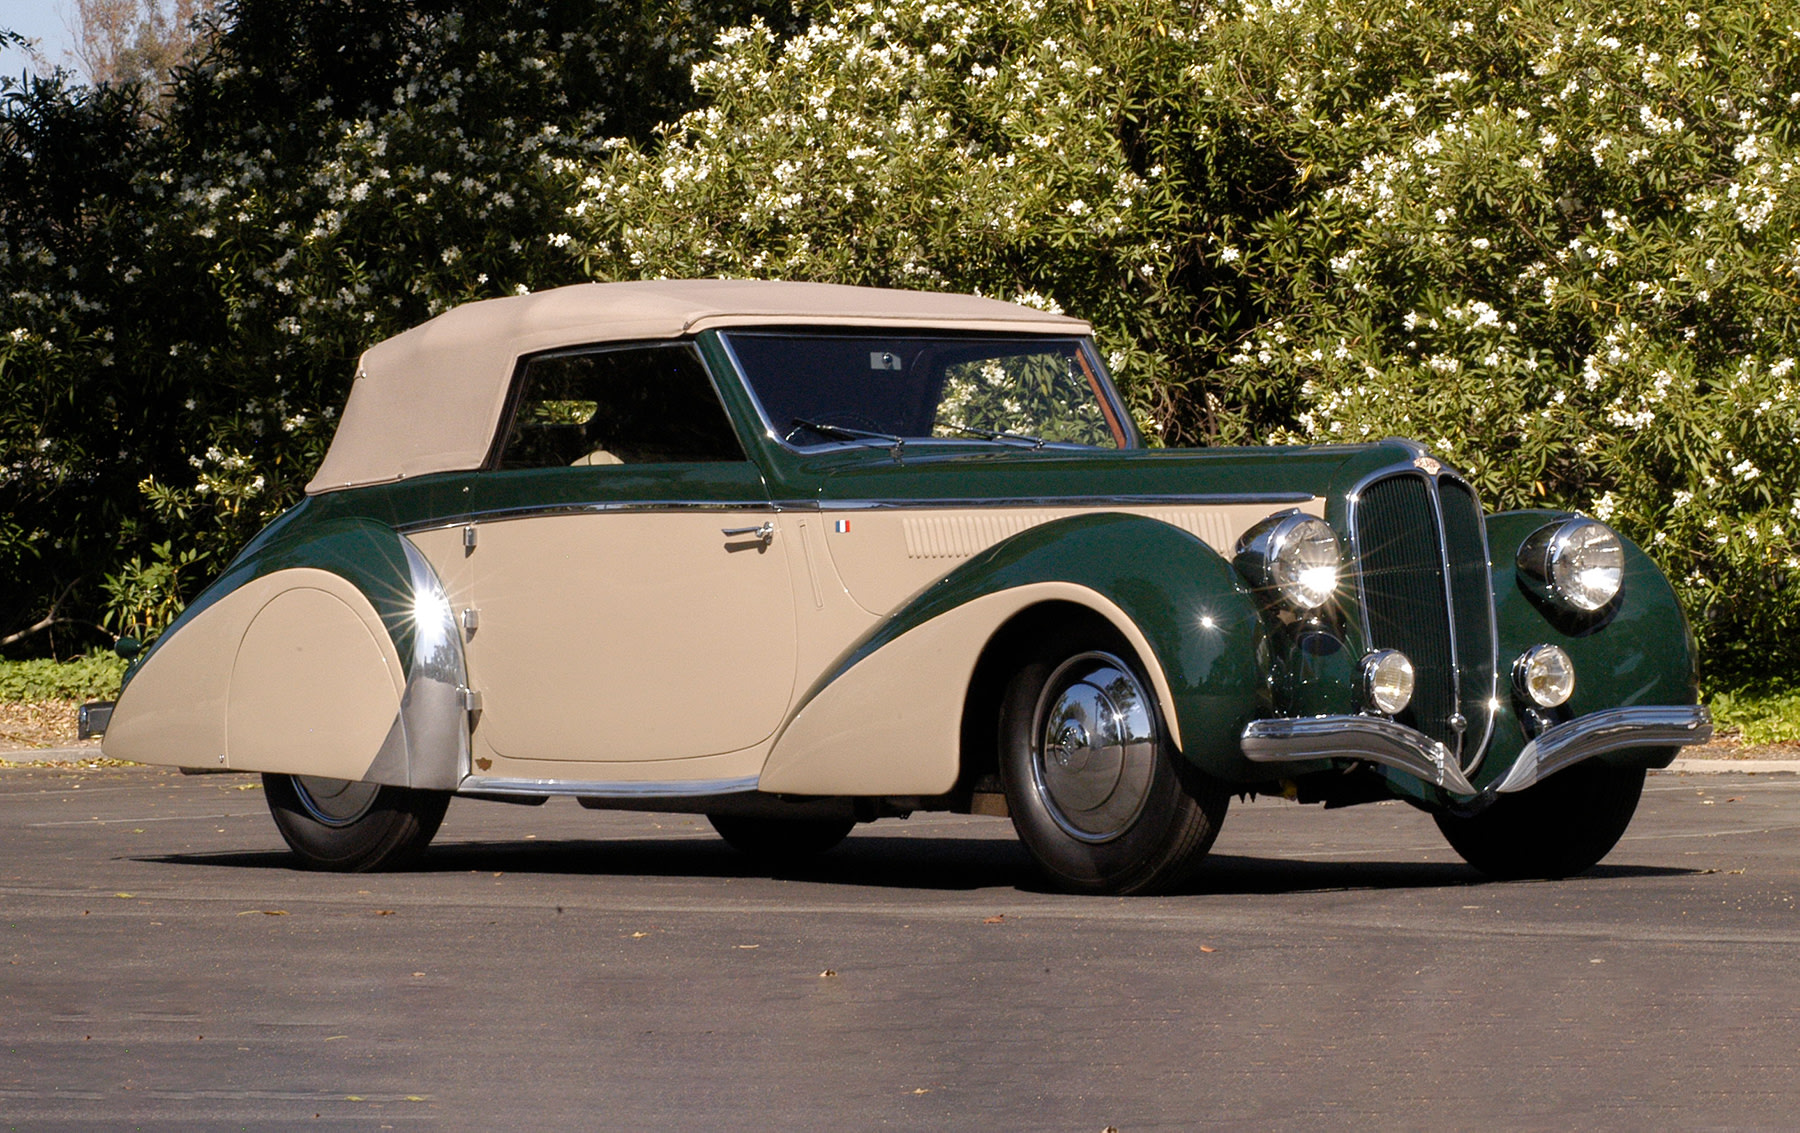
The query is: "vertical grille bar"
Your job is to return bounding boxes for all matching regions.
[1354,474,1459,756]
[1437,478,1499,763]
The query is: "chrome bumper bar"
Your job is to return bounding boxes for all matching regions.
[1240,705,1713,799]
[1492,705,1713,793]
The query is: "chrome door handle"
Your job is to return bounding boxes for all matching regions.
[721,522,775,544]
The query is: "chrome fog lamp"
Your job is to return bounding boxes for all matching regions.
[1517,517,1625,613]
[1362,650,1415,715]
[1514,644,1575,708]
[1235,512,1342,610]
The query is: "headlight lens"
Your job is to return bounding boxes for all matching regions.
[1514,644,1575,708]
[1362,650,1415,715]
[1517,517,1625,613]
[1235,513,1341,610]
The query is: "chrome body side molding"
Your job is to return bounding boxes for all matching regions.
[395,493,1323,535]
[398,500,783,534]
[809,493,1319,511]
[1240,705,1714,800]
[1493,705,1714,793]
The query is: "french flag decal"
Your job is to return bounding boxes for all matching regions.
[834,519,852,534]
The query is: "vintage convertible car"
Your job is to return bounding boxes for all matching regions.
[93,279,1712,893]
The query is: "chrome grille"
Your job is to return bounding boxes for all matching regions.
[1352,470,1497,769]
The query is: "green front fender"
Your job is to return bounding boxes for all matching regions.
[826,511,1269,781]
[1477,510,1700,788]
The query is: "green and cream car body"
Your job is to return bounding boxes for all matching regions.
[95,280,1711,892]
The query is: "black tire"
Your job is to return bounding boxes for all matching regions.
[263,773,450,872]
[709,814,855,863]
[1435,761,1646,880]
[998,628,1229,895]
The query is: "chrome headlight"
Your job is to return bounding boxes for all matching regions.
[1362,650,1415,715]
[1235,512,1341,610]
[1513,644,1575,708]
[1517,517,1624,613]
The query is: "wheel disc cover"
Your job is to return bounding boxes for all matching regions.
[1031,652,1157,843]
[292,776,381,827]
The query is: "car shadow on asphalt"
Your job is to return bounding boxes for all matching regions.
[139,835,1699,895]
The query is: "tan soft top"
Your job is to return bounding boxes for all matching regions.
[306,279,1091,493]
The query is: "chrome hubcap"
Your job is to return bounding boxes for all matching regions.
[1031,652,1156,843]
[292,776,381,827]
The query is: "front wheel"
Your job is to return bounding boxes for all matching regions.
[263,773,450,871]
[1435,761,1645,880]
[999,633,1228,895]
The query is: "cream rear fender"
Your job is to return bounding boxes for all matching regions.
[103,519,470,790]
[760,512,1267,795]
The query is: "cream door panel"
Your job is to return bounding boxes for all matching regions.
[761,582,1175,795]
[466,512,799,763]
[820,500,1326,615]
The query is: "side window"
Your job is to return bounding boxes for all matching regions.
[495,342,745,468]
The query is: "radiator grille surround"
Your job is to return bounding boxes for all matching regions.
[1350,467,1498,772]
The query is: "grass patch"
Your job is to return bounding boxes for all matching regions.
[1707,685,1800,746]
[0,651,129,703]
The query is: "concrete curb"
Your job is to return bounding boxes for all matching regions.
[0,746,106,765]
[1658,759,1800,775]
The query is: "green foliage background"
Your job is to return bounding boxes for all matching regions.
[4,0,1800,695]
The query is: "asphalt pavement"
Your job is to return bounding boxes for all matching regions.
[3,762,1798,1130]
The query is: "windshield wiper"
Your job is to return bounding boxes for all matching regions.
[786,418,906,460]
[941,421,1048,449]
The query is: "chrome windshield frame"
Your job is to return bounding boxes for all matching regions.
[713,329,1140,457]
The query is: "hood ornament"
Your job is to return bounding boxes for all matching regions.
[1414,455,1442,476]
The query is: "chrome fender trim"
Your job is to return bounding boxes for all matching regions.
[362,540,473,791]
[1241,715,1479,797]
[1493,705,1713,794]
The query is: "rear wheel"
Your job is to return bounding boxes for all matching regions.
[1435,761,1645,880]
[709,815,855,863]
[263,773,449,871]
[999,630,1228,895]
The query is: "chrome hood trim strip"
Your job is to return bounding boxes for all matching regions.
[459,774,762,799]
[1242,715,1478,796]
[1494,705,1713,793]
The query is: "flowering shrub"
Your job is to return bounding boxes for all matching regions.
[6,0,1799,687]
[571,0,1800,682]
[0,0,799,650]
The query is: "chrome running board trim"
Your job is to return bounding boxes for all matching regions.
[1493,705,1713,793]
[458,774,762,799]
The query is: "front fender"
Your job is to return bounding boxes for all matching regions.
[760,512,1266,794]
[1477,509,1700,788]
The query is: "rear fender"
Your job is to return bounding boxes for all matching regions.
[103,518,468,789]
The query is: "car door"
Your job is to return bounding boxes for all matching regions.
[460,341,799,765]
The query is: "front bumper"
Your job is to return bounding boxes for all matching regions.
[1240,705,1713,799]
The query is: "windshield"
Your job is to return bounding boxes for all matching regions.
[720,332,1133,450]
